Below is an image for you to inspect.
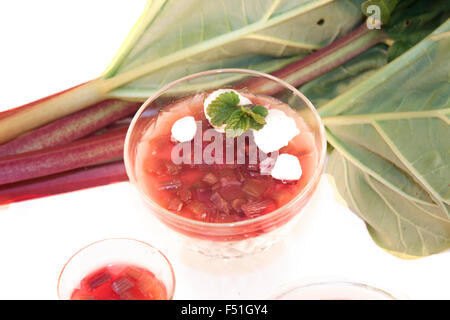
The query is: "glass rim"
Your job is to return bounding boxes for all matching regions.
[124,68,327,229]
[57,238,176,300]
[271,279,399,300]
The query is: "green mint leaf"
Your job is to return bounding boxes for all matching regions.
[251,105,269,117]
[225,109,250,133]
[206,91,240,126]
[247,111,266,125]
[242,105,268,125]
[224,105,268,136]
[249,118,265,130]
[206,92,269,136]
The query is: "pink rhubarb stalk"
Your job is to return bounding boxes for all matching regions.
[0,80,107,144]
[0,126,127,185]
[0,100,139,157]
[0,161,127,205]
[237,24,385,95]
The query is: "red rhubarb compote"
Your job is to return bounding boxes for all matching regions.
[70,264,167,300]
[135,90,319,225]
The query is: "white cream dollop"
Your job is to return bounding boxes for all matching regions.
[270,153,302,181]
[203,89,252,132]
[253,109,299,154]
[171,116,197,142]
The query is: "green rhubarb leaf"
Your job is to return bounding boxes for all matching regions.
[362,0,449,61]
[328,151,450,257]
[384,0,450,61]
[298,45,388,107]
[386,0,450,41]
[322,19,450,257]
[101,0,366,99]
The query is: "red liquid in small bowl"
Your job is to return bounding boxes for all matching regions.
[70,264,167,300]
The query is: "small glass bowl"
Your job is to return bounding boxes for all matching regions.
[57,238,175,300]
[272,279,399,300]
[124,69,326,258]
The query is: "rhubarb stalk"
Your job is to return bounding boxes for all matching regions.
[0,161,127,205]
[0,80,108,144]
[0,100,139,157]
[0,126,127,185]
[238,24,385,95]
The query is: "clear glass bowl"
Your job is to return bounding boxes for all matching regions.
[57,238,175,300]
[124,69,326,258]
[272,279,399,300]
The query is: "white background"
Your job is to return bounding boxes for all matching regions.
[0,1,448,300]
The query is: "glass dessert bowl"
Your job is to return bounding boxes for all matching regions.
[272,278,399,300]
[57,238,175,300]
[124,69,326,258]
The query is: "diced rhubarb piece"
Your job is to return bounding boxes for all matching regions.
[236,166,246,182]
[248,171,261,178]
[149,136,174,161]
[111,277,134,296]
[177,187,192,202]
[86,270,112,290]
[220,176,241,188]
[195,188,212,203]
[186,200,208,220]
[271,188,293,206]
[242,179,267,198]
[165,162,182,175]
[91,282,119,300]
[124,266,143,281]
[231,198,246,213]
[219,175,243,200]
[168,198,183,211]
[157,179,182,191]
[180,170,204,185]
[241,200,276,218]
[219,167,237,177]
[211,182,220,191]
[137,272,167,300]
[119,289,146,300]
[202,172,218,185]
[136,272,156,297]
[219,184,245,201]
[210,192,230,214]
